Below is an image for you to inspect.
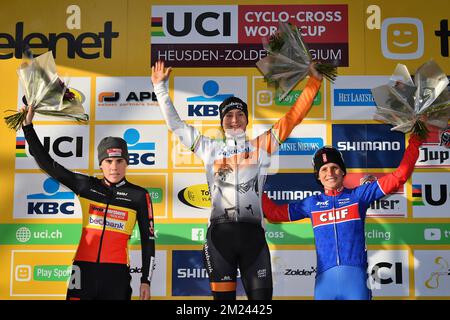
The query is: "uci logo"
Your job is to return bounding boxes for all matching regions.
[123,128,156,166]
[187,80,233,117]
[27,178,75,215]
[163,10,232,38]
[29,136,83,158]
[412,184,449,207]
[369,262,403,288]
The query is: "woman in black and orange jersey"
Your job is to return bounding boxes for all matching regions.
[21,106,155,300]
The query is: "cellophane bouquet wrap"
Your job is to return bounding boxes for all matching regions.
[4,51,89,130]
[371,60,450,140]
[256,22,337,101]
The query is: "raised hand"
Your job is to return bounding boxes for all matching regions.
[21,105,35,126]
[151,60,172,85]
[308,62,323,81]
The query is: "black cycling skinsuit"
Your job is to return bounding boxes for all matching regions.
[154,76,321,300]
[23,124,155,300]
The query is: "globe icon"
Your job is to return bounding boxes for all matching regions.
[16,227,31,243]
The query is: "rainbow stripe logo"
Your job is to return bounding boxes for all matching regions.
[16,137,27,158]
[151,17,164,37]
[412,184,424,206]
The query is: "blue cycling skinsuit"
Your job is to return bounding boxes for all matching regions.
[262,135,422,299]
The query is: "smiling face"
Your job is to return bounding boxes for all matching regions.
[387,21,419,54]
[318,162,345,190]
[100,158,127,184]
[222,109,248,136]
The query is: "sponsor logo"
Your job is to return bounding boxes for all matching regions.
[123,128,156,166]
[311,204,360,228]
[277,138,323,156]
[284,268,316,276]
[435,19,450,57]
[27,178,75,215]
[178,184,211,209]
[419,147,449,165]
[88,216,125,231]
[417,129,450,167]
[203,244,213,273]
[369,262,404,287]
[172,250,244,296]
[337,141,401,151]
[89,204,128,221]
[98,91,157,106]
[265,190,321,201]
[425,257,450,289]
[151,5,348,67]
[15,265,32,281]
[440,127,450,148]
[16,227,31,243]
[333,89,375,106]
[256,89,322,107]
[332,124,405,168]
[424,228,442,241]
[257,269,267,278]
[16,136,26,158]
[18,135,84,159]
[191,228,205,241]
[151,6,236,42]
[0,22,119,59]
[15,226,63,243]
[316,200,329,206]
[187,80,233,117]
[32,265,72,281]
[381,17,424,60]
[177,268,209,279]
[264,173,322,204]
[412,184,448,207]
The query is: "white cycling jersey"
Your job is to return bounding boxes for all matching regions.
[154,77,321,227]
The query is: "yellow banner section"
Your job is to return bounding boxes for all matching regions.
[10,250,75,297]
[364,0,450,73]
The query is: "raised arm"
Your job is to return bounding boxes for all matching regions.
[151,61,211,156]
[377,134,423,193]
[254,63,322,153]
[355,134,424,206]
[21,107,88,194]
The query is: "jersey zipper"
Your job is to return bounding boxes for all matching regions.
[96,187,113,263]
[332,194,340,265]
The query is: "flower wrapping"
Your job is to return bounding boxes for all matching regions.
[371,60,450,140]
[4,51,89,130]
[256,22,337,101]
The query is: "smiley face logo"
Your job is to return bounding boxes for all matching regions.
[15,265,32,282]
[381,17,424,60]
[257,90,273,106]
